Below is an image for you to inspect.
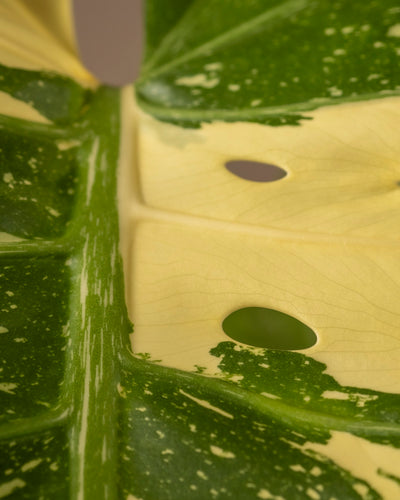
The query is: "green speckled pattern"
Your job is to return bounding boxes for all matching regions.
[0,256,70,422]
[0,129,79,239]
[0,64,132,499]
[136,0,400,126]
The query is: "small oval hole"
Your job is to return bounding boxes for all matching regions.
[225,160,287,182]
[222,307,317,350]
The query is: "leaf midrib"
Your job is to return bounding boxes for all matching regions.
[136,89,400,122]
[0,113,71,137]
[127,355,400,439]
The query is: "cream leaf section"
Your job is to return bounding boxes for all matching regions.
[138,97,400,240]
[0,90,51,123]
[307,431,400,499]
[0,0,96,86]
[130,218,400,393]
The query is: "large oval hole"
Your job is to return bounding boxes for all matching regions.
[225,160,287,182]
[222,307,317,350]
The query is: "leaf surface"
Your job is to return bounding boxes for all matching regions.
[129,0,400,499]
[1,1,400,500]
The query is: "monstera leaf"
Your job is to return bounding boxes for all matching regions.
[1,1,400,499]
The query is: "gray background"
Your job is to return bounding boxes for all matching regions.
[73,0,143,86]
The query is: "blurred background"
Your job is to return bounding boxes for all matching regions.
[73,0,143,86]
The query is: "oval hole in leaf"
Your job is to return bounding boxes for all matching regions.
[222,307,317,350]
[225,160,287,182]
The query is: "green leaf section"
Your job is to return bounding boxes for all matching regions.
[0,256,70,424]
[0,428,69,499]
[0,63,90,124]
[136,0,400,126]
[119,347,400,500]
[0,64,130,499]
[0,126,79,239]
[211,342,400,440]
[143,0,195,63]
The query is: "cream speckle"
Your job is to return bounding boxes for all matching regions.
[257,489,273,499]
[310,466,322,476]
[204,62,222,71]
[117,383,127,398]
[306,488,320,499]
[179,389,233,419]
[3,173,13,184]
[374,41,385,48]
[21,458,42,472]
[328,86,343,97]
[197,470,208,480]
[228,84,240,92]
[0,478,26,498]
[387,24,400,37]
[46,207,61,217]
[0,382,17,394]
[251,99,262,107]
[341,26,354,34]
[28,158,37,169]
[210,445,236,459]
[322,390,349,400]
[333,48,346,56]
[56,139,81,151]
[290,464,306,472]
[261,392,280,400]
[175,74,219,89]
[86,138,99,203]
[0,326,8,334]
[324,27,335,36]
[351,393,378,407]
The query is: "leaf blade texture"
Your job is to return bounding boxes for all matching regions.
[1,1,400,499]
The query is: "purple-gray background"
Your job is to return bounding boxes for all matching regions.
[73,0,143,86]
